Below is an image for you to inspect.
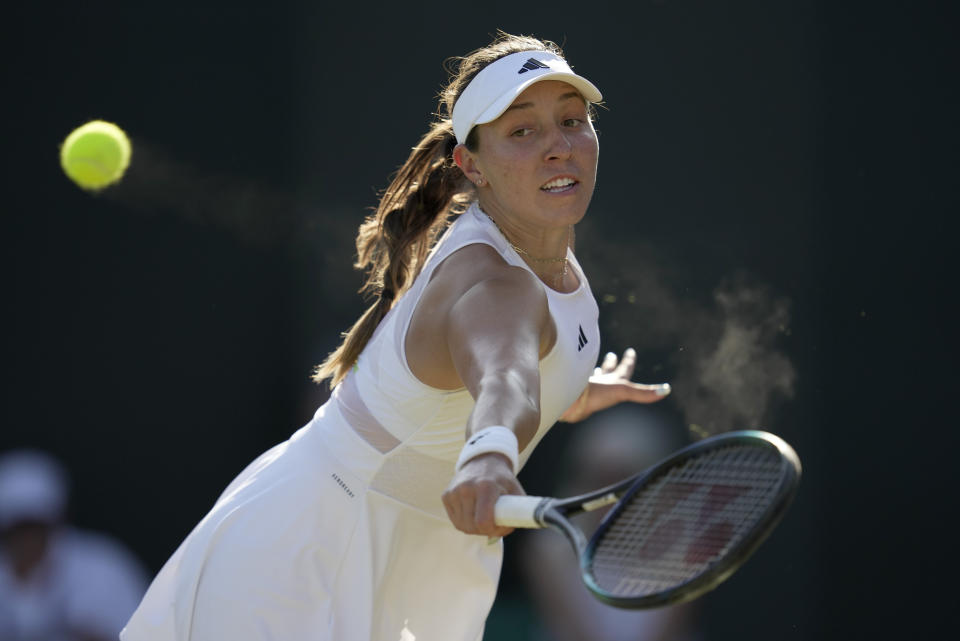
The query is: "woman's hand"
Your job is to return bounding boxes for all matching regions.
[559,348,671,423]
[442,453,524,538]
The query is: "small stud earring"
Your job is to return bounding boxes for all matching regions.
[476,177,485,186]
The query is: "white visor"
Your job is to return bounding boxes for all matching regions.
[451,50,602,145]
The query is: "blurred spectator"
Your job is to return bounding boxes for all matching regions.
[0,449,148,641]
[518,405,704,641]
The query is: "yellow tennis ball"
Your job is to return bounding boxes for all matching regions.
[60,120,132,191]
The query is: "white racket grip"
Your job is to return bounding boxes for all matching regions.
[494,495,546,528]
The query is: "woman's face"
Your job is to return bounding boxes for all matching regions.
[459,80,599,230]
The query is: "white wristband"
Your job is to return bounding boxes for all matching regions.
[455,425,519,475]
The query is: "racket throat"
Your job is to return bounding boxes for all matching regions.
[542,509,589,554]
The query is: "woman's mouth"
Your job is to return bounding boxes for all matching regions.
[540,177,578,193]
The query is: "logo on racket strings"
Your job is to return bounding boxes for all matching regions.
[636,482,748,566]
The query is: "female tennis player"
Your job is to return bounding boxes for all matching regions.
[122,32,671,641]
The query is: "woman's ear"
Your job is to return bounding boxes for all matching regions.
[453,143,484,187]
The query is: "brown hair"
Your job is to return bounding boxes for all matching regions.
[313,32,566,386]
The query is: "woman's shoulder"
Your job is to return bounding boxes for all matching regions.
[408,242,548,344]
[432,242,544,301]
[404,241,551,390]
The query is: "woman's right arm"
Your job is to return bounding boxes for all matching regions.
[406,244,556,537]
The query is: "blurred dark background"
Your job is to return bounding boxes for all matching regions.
[2,1,955,639]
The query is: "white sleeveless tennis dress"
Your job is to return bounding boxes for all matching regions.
[121,203,601,641]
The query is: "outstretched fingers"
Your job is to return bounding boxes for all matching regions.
[615,348,637,379]
[596,348,638,378]
[588,348,671,408]
[596,350,619,376]
[622,381,672,404]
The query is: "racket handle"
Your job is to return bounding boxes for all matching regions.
[494,495,546,528]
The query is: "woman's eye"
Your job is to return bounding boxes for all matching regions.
[511,127,534,137]
[563,118,584,128]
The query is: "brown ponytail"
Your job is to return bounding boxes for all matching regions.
[313,32,566,387]
[311,122,467,386]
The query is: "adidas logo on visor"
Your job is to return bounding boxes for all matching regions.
[518,58,549,74]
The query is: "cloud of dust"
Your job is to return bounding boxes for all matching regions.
[579,228,796,437]
[672,276,796,436]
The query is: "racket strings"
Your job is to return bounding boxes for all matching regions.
[589,444,786,598]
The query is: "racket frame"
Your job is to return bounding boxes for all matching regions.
[513,430,801,609]
[580,430,801,608]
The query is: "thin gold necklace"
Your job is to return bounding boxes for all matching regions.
[484,212,571,288]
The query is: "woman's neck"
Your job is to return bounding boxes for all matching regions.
[478,203,577,292]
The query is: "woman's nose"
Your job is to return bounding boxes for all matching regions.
[544,126,573,161]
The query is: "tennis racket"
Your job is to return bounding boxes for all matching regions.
[495,429,801,609]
